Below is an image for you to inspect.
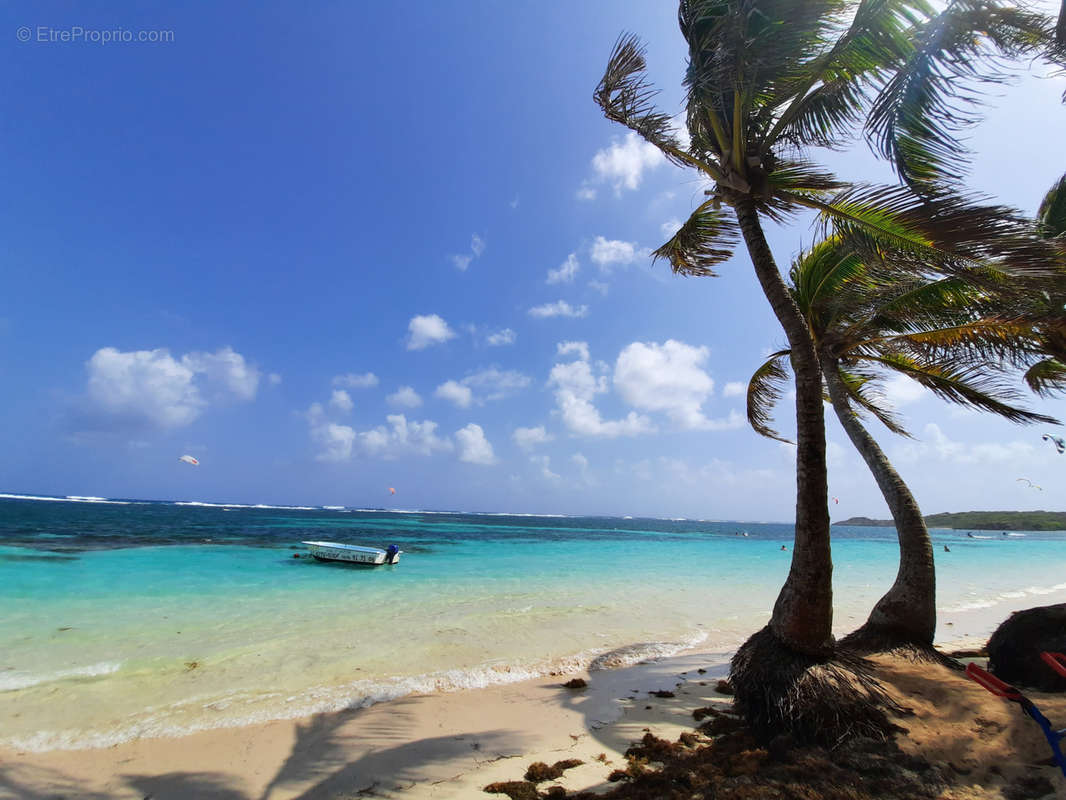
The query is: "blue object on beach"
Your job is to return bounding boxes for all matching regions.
[967,656,1066,778]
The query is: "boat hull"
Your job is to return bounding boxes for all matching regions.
[301,541,400,566]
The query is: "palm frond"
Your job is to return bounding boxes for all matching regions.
[865,0,1057,192]
[766,0,934,150]
[594,34,717,179]
[814,185,1064,279]
[866,353,1058,424]
[652,199,740,276]
[1038,172,1066,238]
[1024,357,1066,397]
[837,363,913,436]
[746,350,794,442]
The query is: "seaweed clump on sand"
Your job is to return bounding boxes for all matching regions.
[485,707,948,800]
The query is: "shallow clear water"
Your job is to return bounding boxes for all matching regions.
[2,494,1064,751]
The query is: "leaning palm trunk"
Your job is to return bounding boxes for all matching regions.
[733,197,834,654]
[820,357,936,649]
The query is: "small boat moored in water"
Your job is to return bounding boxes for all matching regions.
[302,541,402,566]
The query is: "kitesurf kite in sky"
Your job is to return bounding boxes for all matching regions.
[178,455,199,466]
[388,487,396,495]
[1042,433,1065,454]
[1016,477,1043,491]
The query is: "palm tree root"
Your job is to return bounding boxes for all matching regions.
[729,626,909,747]
[840,624,963,670]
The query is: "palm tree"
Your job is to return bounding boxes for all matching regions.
[594,0,1062,743]
[746,235,1057,651]
[1022,173,1066,395]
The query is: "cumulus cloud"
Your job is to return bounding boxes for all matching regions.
[589,131,666,193]
[333,371,379,389]
[576,185,597,202]
[513,425,553,450]
[879,374,928,407]
[81,346,261,432]
[330,389,354,413]
[557,341,590,362]
[455,423,496,465]
[590,236,647,272]
[547,253,580,285]
[548,346,654,438]
[893,423,1036,466]
[660,218,683,240]
[614,340,742,431]
[588,280,609,295]
[435,368,531,408]
[722,381,746,398]
[462,367,531,401]
[311,420,357,462]
[387,386,423,408]
[435,380,474,408]
[407,314,457,350]
[530,454,560,480]
[486,328,516,346]
[529,300,589,319]
[450,234,486,271]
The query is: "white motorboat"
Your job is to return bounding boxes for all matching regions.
[302,541,402,566]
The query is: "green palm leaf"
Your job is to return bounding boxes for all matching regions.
[746,350,794,443]
[652,200,740,276]
[865,0,1057,191]
[1024,357,1066,396]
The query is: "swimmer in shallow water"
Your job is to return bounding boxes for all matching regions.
[943,545,950,552]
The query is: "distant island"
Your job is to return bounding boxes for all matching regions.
[835,511,1066,531]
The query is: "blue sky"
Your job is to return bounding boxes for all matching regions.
[1,2,1064,520]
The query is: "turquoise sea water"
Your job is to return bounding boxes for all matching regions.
[2,493,1065,752]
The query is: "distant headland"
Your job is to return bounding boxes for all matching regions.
[835,511,1066,531]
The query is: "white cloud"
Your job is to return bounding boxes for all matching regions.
[435,380,474,408]
[880,374,928,407]
[330,389,353,413]
[571,452,589,471]
[362,414,453,458]
[614,340,743,431]
[387,386,423,408]
[590,236,648,272]
[530,454,560,481]
[333,372,379,389]
[549,354,655,438]
[557,341,590,362]
[82,346,260,431]
[181,347,260,401]
[486,328,516,346]
[576,185,597,202]
[312,421,357,462]
[660,218,682,240]
[455,423,496,465]
[462,367,531,401]
[529,301,589,319]
[514,425,554,450]
[893,423,1036,466]
[407,314,457,350]
[547,253,580,285]
[589,131,665,193]
[588,280,609,295]
[722,381,746,398]
[436,368,531,408]
[450,234,486,271]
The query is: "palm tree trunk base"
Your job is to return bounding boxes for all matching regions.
[840,625,963,670]
[730,626,907,746]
